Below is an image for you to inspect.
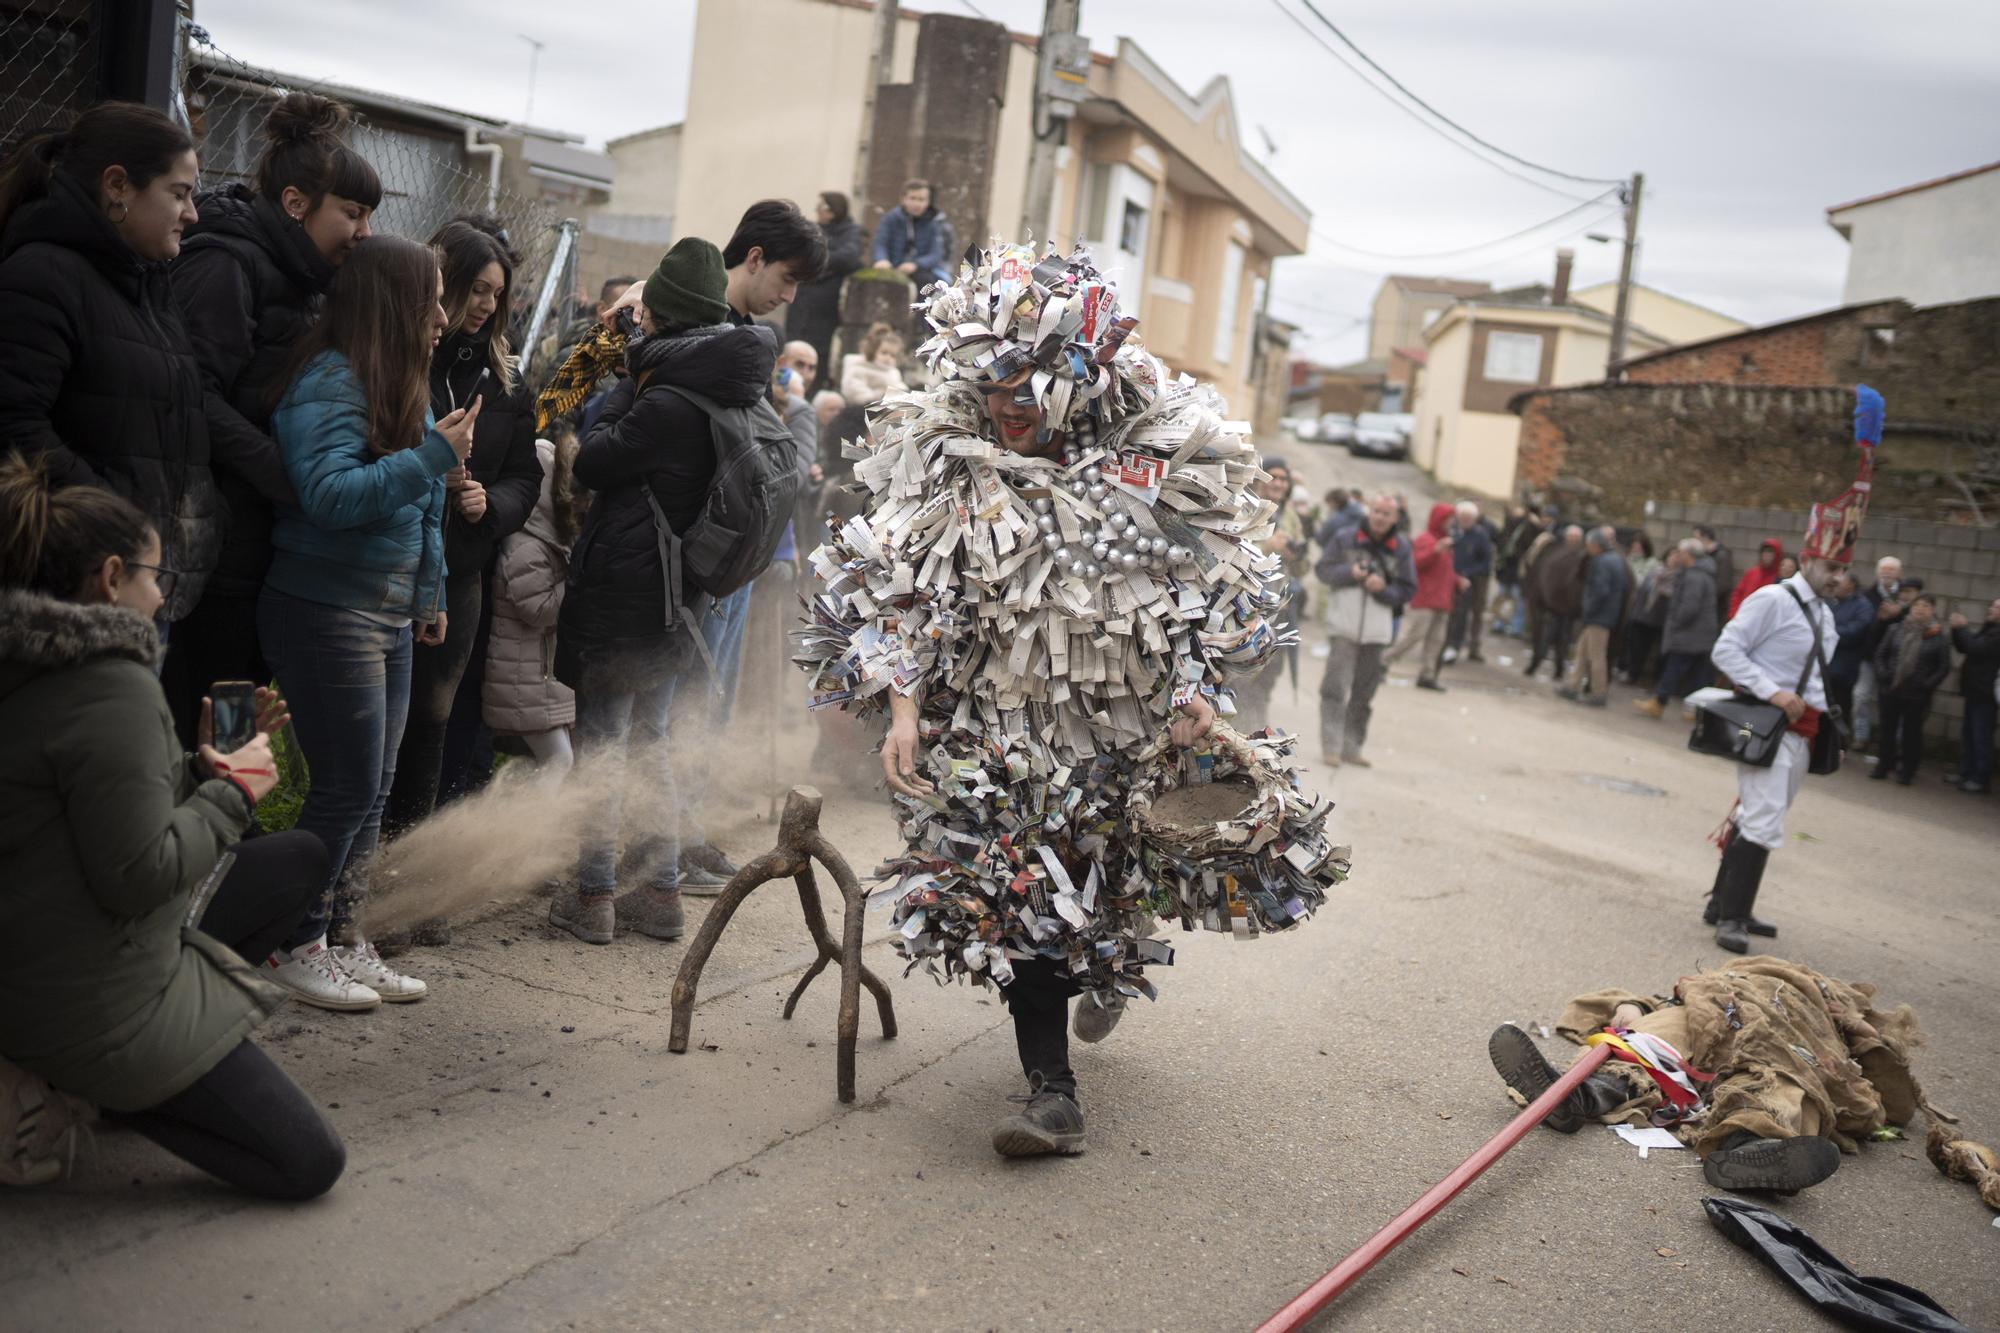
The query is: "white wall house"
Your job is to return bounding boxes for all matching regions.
[1826,161,2000,307]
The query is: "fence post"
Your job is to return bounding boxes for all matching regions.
[517,217,579,384]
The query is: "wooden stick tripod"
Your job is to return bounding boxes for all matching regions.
[667,786,897,1102]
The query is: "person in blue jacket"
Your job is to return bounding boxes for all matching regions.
[869,179,954,288]
[256,236,480,1012]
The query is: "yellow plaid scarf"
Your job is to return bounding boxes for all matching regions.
[534,324,627,432]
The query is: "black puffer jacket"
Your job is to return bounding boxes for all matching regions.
[170,185,329,597]
[0,175,217,619]
[560,323,775,655]
[430,329,543,578]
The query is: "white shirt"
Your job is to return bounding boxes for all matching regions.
[1711,573,1836,710]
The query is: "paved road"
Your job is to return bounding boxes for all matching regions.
[6,443,1996,1332]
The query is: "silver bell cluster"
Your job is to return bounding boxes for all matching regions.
[1029,474,1189,583]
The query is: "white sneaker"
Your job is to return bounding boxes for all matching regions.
[264,938,381,1011]
[332,941,428,1003]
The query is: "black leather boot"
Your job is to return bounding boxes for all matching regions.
[1713,840,1772,955]
[1703,838,1777,937]
[1702,1130,1840,1193]
[1488,1024,1630,1133]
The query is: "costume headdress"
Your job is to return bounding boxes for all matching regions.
[1800,384,1882,565]
[912,242,1141,448]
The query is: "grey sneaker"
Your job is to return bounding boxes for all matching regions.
[676,865,732,899]
[1,1056,94,1187]
[1702,1132,1840,1194]
[614,887,685,940]
[550,888,615,945]
[991,1083,1086,1158]
[1073,989,1127,1044]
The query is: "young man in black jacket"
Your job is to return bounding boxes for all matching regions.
[1869,593,1951,785]
[1948,597,2000,793]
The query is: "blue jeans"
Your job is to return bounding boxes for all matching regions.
[258,591,413,947]
[1962,690,1996,787]
[574,641,693,895]
[1654,650,1708,704]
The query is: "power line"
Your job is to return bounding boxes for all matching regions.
[954,0,994,19]
[1292,0,1623,189]
[1308,186,1621,263]
[1264,0,1601,204]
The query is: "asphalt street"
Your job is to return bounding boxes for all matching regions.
[4,441,1996,1332]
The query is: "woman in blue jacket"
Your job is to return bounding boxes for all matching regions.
[257,235,479,1011]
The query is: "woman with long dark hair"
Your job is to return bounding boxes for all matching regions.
[0,454,344,1199]
[789,190,865,395]
[0,101,217,628]
[256,236,479,1011]
[162,92,382,748]
[383,219,544,891]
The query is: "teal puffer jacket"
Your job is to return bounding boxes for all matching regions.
[266,350,456,622]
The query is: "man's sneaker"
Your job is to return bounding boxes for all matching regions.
[615,887,685,940]
[1416,677,1446,692]
[1634,697,1665,719]
[682,843,741,878]
[1555,685,1580,702]
[1,1056,94,1187]
[264,939,381,1012]
[550,888,615,945]
[1342,752,1373,769]
[991,1081,1086,1158]
[1701,1132,1840,1194]
[677,864,732,898]
[1073,990,1127,1044]
[1319,752,1343,768]
[333,940,428,1003]
[1581,693,1608,708]
[1440,647,1459,665]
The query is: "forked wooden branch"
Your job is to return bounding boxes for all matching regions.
[667,786,896,1103]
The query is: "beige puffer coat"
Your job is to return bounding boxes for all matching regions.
[483,437,576,736]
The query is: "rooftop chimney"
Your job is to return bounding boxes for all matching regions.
[1551,248,1574,306]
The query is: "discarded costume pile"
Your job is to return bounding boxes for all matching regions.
[794,243,1348,994]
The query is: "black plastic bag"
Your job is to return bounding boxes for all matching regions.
[1703,1196,1971,1333]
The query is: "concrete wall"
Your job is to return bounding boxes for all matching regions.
[1571,281,1746,347]
[1645,498,2000,755]
[1831,167,2000,307]
[607,126,681,217]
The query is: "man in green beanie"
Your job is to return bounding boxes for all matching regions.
[549,233,783,945]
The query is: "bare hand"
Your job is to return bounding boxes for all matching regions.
[1169,693,1216,749]
[882,708,932,796]
[808,462,825,485]
[436,397,483,462]
[1769,688,1805,723]
[897,262,917,276]
[602,283,645,327]
[417,613,448,648]
[1456,576,1471,592]
[201,732,279,804]
[1440,536,1455,548]
[195,687,291,756]
[871,259,893,271]
[1950,611,1968,630]
[1611,1002,1645,1030]
[1363,573,1386,593]
[456,478,488,522]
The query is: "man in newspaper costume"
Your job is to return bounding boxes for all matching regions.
[1702,387,1881,954]
[796,243,1347,1157]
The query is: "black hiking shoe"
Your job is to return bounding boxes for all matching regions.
[1489,1024,1585,1133]
[991,1082,1085,1158]
[1702,1132,1840,1194]
[1702,897,1776,937]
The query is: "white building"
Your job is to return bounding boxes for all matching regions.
[1826,160,2000,307]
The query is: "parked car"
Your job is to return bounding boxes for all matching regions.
[1317,412,1356,447]
[1349,412,1411,459]
[1282,415,1321,442]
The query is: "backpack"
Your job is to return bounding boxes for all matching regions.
[643,380,801,599]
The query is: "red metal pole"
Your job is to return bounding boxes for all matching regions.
[1256,1038,1617,1333]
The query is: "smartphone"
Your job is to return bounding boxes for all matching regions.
[210,680,258,754]
[460,366,491,412]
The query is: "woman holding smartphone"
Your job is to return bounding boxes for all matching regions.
[0,455,344,1198]
[257,235,479,1011]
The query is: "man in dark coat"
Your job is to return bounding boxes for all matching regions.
[1949,596,2000,793]
[1557,525,1628,705]
[1637,538,1721,717]
[870,179,954,288]
[1524,524,1587,680]
[1869,593,1951,785]
[791,190,865,395]
[1443,500,1495,664]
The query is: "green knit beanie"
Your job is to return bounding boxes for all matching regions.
[642,237,730,327]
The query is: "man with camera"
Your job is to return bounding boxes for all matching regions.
[1315,493,1416,768]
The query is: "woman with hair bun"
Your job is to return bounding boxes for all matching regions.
[162,91,382,747]
[0,100,216,628]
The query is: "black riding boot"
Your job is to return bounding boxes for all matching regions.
[1702,836,1778,937]
[1488,1024,1632,1133]
[1712,839,1772,955]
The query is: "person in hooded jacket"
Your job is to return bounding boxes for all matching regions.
[482,433,582,782]
[1727,537,1785,621]
[0,101,217,630]
[790,190,865,395]
[0,455,344,1199]
[161,92,381,748]
[383,220,544,885]
[550,238,778,947]
[1381,501,1462,691]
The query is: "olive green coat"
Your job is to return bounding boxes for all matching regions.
[0,590,282,1110]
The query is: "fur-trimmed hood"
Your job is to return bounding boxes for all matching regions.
[0,589,160,701]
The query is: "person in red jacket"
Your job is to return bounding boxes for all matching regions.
[1726,537,1784,620]
[1382,501,1465,692]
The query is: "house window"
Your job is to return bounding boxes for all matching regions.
[1120,198,1148,257]
[1862,325,1896,365]
[1214,240,1246,365]
[1482,330,1543,383]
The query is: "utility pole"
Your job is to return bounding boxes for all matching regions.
[518,34,546,126]
[1605,170,1643,377]
[852,0,901,211]
[1020,0,1086,242]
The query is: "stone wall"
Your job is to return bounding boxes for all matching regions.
[1623,302,1902,386]
[862,14,1012,259]
[1645,498,2000,755]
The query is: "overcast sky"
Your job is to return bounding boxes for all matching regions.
[192,0,2000,363]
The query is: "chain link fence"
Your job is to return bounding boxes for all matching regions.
[0,0,103,158]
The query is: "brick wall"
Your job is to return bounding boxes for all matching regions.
[1624,302,1903,386]
[1645,498,2000,755]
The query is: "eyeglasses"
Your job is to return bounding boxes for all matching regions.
[129,563,181,598]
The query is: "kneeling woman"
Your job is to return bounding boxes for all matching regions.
[0,457,343,1198]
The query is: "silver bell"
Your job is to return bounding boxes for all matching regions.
[1086,483,1107,502]
[1041,532,1062,551]
[1083,466,1103,485]
[1054,546,1073,563]
[1107,511,1128,531]
[1032,497,1053,515]
[1167,544,1189,563]
[1119,552,1140,572]
[1083,562,1102,578]
[1090,541,1111,561]
[1068,559,1088,578]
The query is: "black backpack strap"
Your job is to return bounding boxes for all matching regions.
[637,480,720,686]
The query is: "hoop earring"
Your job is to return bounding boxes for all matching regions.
[107,200,128,224]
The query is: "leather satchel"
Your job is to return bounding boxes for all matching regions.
[1688,585,1832,769]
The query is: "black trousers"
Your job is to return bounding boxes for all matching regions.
[1000,958,1079,1098]
[161,586,269,752]
[387,566,484,833]
[1874,693,1932,781]
[108,829,346,1200]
